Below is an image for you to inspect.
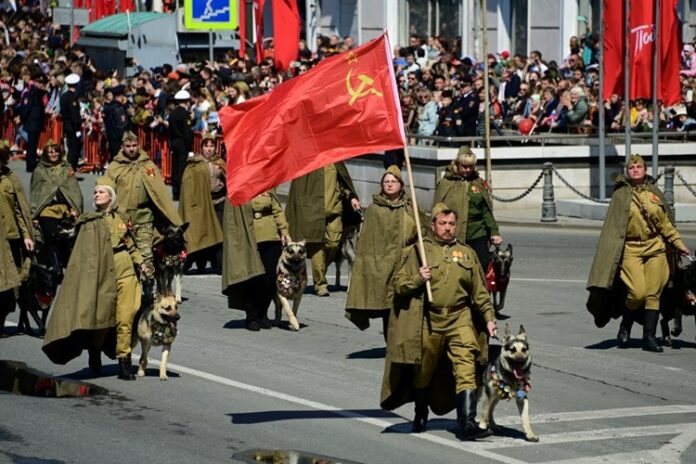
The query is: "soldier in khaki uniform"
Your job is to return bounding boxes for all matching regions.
[105,131,182,298]
[382,203,497,440]
[433,146,501,271]
[0,140,35,335]
[587,154,690,352]
[43,178,145,380]
[286,163,360,296]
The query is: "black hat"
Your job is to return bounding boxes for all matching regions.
[109,84,125,96]
[442,89,453,99]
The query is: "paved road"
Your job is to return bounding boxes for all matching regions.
[2,223,696,464]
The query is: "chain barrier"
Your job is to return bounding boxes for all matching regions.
[490,170,544,203]
[676,171,696,197]
[550,166,610,204]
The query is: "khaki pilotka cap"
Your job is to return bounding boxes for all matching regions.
[431,202,455,221]
[455,146,476,166]
[202,131,216,142]
[382,164,404,185]
[627,154,646,167]
[122,131,138,142]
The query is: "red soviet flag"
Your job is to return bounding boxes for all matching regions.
[254,0,266,64]
[659,0,682,105]
[238,0,247,58]
[602,0,624,101]
[272,0,301,71]
[219,34,405,206]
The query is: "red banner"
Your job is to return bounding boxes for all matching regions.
[219,34,405,206]
[603,0,681,105]
[238,0,246,58]
[254,0,266,64]
[272,0,301,71]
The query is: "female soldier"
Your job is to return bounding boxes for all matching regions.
[30,139,83,293]
[222,190,290,331]
[587,154,690,352]
[433,146,502,271]
[178,132,224,272]
[0,140,34,336]
[345,165,421,340]
[43,178,146,380]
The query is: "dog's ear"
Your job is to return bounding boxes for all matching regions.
[298,239,306,246]
[518,325,527,339]
[181,222,190,233]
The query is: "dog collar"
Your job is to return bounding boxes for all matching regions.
[148,313,177,345]
[490,365,532,401]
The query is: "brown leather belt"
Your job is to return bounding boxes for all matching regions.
[625,233,658,242]
[429,303,467,315]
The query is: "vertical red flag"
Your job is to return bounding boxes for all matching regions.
[603,0,681,105]
[272,0,301,71]
[602,0,624,101]
[219,34,406,206]
[254,0,266,64]
[238,0,247,58]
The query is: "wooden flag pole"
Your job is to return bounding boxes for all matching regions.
[403,144,433,302]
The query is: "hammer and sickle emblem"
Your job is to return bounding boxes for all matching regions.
[345,68,383,106]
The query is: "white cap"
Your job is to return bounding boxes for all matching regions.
[174,89,190,101]
[65,73,80,85]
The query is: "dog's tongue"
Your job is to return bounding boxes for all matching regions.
[513,368,524,380]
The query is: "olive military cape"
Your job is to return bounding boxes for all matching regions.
[0,166,34,290]
[432,163,496,242]
[30,159,83,218]
[345,191,421,330]
[221,200,265,310]
[0,218,21,293]
[285,162,358,243]
[105,150,182,227]
[178,155,223,254]
[586,175,670,328]
[42,210,120,364]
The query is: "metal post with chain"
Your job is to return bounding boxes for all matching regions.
[663,165,675,218]
[541,162,557,222]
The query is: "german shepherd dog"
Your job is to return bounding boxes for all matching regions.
[487,244,513,312]
[132,294,180,380]
[661,256,696,346]
[275,241,307,331]
[479,325,538,442]
[154,223,188,304]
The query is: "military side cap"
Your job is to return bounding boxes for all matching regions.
[431,202,453,220]
[627,154,646,166]
[202,131,216,142]
[456,146,476,166]
[122,130,138,142]
[95,176,116,189]
[44,138,59,148]
[382,164,404,185]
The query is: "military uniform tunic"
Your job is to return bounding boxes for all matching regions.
[394,238,495,392]
[621,185,685,311]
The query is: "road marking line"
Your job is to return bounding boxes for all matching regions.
[495,404,696,425]
[512,278,585,283]
[153,359,527,464]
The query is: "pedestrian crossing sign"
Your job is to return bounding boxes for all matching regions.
[184,0,238,30]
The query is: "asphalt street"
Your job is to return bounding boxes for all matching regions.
[2,161,696,463]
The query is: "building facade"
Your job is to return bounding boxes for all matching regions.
[306,0,694,64]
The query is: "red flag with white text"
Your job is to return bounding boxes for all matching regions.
[272,0,301,71]
[219,34,405,206]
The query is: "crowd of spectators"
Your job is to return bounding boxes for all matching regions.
[3,5,696,174]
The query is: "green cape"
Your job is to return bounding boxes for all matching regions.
[178,155,223,254]
[30,159,83,218]
[105,150,182,227]
[42,210,119,364]
[221,200,264,310]
[286,162,358,243]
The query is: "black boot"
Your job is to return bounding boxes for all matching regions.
[411,389,429,433]
[88,347,102,375]
[642,310,663,352]
[117,356,136,380]
[617,311,633,348]
[456,390,492,440]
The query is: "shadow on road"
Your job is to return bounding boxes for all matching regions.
[346,347,385,359]
[228,409,400,424]
[584,338,696,350]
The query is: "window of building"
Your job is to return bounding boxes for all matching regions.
[401,0,461,47]
[510,0,528,57]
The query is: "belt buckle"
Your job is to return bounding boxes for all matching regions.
[253,212,263,219]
